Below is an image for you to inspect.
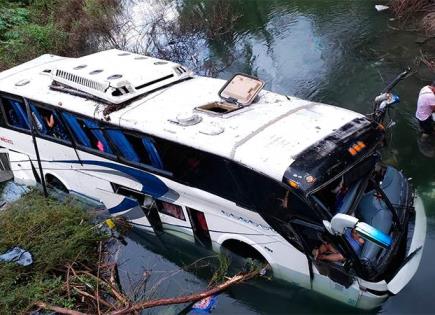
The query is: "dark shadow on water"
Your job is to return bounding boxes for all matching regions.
[417,135,435,158]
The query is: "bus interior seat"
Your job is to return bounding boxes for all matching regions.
[335,178,364,214]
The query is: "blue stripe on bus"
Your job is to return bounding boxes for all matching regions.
[109,197,139,214]
[58,159,169,198]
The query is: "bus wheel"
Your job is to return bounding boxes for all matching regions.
[221,239,271,276]
[45,174,69,194]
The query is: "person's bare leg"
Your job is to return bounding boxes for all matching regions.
[313,244,328,260]
[319,243,328,253]
[324,243,339,254]
[318,253,344,262]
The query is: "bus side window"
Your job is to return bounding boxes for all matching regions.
[62,112,113,154]
[106,129,141,162]
[82,119,113,154]
[187,207,212,248]
[105,128,163,169]
[156,200,185,221]
[123,133,152,165]
[1,97,29,130]
[30,103,69,142]
[153,137,241,202]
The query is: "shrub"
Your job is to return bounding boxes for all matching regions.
[0,190,104,313]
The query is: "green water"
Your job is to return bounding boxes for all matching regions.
[129,0,435,313]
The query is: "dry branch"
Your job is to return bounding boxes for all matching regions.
[35,302,89,315]
[36,266,262,315]
[108,268,261,315]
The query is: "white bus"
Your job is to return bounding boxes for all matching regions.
[0,50,426,309]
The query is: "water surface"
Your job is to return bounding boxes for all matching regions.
[123,1,435,313]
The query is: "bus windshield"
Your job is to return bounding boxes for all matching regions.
[312,155,378,215]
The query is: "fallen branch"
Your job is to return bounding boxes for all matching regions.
[35,302,89,315]
[108,268,261,315]
[77,269,130,306]
[72,286,114,309]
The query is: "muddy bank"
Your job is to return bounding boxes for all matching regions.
[390,0,435,34]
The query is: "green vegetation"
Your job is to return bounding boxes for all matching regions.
[0,0,118,71]
[0,190,105,313]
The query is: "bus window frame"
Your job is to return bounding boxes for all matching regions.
[100,124,172,177]
[0,93,31,133]
[116,130,154,166]
[27,100,72,146]
[156,200,186,221]
[61,111,118,158]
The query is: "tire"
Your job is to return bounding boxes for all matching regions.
[46,175,69,194]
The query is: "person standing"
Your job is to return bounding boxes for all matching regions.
[416,81,435,137]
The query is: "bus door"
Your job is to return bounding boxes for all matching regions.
[290,219,355,289]
[113,184,163,233]
[187,208,212,248]
[142,195,163,232]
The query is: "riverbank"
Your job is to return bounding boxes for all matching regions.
[0,0,118,71]
[0,189,262,314]
[390,0,435,35]
[0,190,106,313]
[386,0,435,78]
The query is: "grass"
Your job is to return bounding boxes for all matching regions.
[0,190,106,313]
[0,0,118,71]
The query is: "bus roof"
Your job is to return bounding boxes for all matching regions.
[0,50,363,182]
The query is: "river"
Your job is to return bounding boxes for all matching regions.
[113,0,435,313]
[2,0,435,313]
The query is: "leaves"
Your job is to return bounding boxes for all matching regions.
[0,190,105,313]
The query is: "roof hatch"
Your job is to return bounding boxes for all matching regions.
[196,73,264,116]
[219,73,264,106]
[49,49,192,104]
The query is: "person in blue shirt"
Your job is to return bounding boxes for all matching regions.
[344,228,365,256]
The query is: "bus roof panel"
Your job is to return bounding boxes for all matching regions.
[0,50,364,182]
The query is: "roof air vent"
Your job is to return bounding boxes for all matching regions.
[196,73,264,117]
[49,49,193,105]
[173,112,202,126]
[15,79,30,86]
[74,64,87,70]
[199,123,224,135]
[89,69,103,75]
[219,73,264,106]
[107,74,123,80]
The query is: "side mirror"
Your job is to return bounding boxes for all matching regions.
[354,222,392,248]
[323,214,392,249]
